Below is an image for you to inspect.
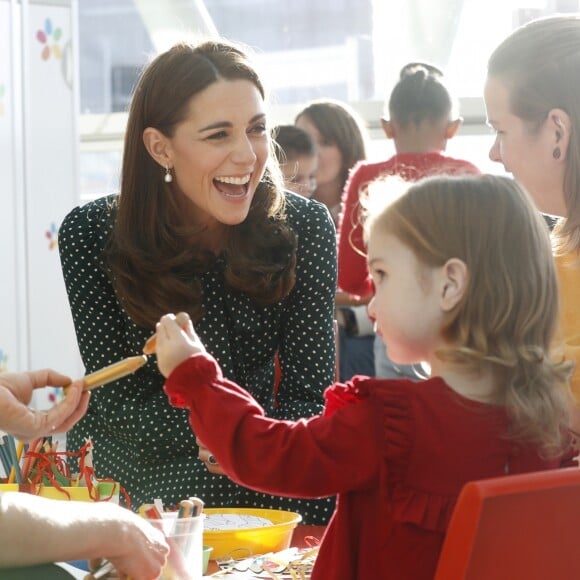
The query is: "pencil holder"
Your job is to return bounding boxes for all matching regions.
[146,512,204,580]
[0,481,120,503]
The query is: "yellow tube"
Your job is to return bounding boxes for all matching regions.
[64,355,148,392]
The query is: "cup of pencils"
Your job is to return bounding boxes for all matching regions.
[143,500,204,580]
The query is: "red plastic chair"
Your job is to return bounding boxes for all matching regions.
[434,467,580,580]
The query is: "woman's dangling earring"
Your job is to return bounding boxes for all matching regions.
[553,147,561,160]
[164,165,173,183]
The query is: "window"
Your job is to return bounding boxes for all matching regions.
[78,0,579,199]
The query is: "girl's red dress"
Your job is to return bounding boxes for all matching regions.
[165,353,577,580]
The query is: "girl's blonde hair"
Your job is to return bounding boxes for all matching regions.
[365,174,573,454]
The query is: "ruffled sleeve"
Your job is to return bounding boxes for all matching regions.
[322,380,366,417]
[373,379,458,533]
[164,353,222,408]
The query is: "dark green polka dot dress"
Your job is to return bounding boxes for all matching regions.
[59,191,337,524]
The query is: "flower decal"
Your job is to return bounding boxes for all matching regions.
[36,18,63,61]
[46,222,59,250]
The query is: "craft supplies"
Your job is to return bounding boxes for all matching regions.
[143,504,204,580]
[190,496,205,517]
[214,545,319,579]
[85,559,115,579]
[204,513,274,531]
[0,436,123,504]
[202,508,302,560]
[202,545,213,576]
[4,436,23,483]
[63,355,148,393]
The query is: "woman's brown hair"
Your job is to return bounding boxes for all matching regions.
[107,40,297,328]
[295,99,367,190]
[365,174,573,454]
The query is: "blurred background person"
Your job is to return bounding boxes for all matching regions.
[338,62,480,381]
[273,124,317,198]
[296,99,375,381]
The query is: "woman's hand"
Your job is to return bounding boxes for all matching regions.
[89,503,169,580]
[0,492,169,578]
[0,370,90,441]
[155,313,206,378]
[196,436,226,476]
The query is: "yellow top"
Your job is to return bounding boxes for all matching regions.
[555,253,580,400]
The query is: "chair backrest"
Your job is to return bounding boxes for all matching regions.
[434,467,580,580]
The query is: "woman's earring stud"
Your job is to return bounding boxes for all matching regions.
[164,165,173,183]
[553,147,561,160]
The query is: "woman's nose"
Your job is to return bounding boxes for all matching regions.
[488,136,501,162]
[232,134,257,165]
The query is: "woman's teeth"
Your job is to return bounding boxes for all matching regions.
[214,175,250,185]
[213,175,251,198]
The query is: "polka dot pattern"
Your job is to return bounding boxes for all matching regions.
[59,191,338,524]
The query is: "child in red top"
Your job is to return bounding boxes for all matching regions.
[338,63,480,382]
[154,174,577,580]
[338,63,480,299]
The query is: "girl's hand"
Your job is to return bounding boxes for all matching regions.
[155,312,206,378]
[0,370,90,441]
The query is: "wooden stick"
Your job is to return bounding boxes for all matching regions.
[63,355,148,393]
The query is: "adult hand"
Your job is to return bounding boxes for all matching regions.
[196,436,226,476]
[0,370,90,441]
[155,312,206,378]
[0,492,169,577]
[88,503,169,580]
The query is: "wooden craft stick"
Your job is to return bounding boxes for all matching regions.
[144,506,189,579]
[64,355,148,393]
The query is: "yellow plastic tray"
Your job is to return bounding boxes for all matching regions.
[202,507,302,559]
[0,481,119,502]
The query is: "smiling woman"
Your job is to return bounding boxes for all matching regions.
[142,77,270,233]
[57,39,338,525]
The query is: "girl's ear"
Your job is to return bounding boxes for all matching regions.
[547,108,571,161]
[440,258,468,312]
[381,117,395,140]
[143,127,173,167]
[445,118,463,139]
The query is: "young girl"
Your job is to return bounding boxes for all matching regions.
[337,62,480,381]
[154,174,577,580]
